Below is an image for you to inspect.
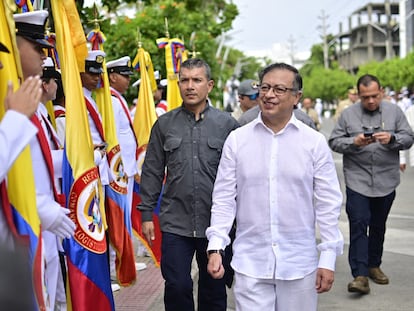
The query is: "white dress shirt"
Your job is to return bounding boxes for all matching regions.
[206,113,343,280]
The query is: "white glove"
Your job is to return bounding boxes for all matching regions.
[47,208,76,239]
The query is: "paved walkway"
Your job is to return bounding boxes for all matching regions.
[113,256,164,311]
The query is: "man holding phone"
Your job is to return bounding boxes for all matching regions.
[329,74,414,295]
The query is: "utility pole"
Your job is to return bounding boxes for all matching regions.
[318,10,329,69]
[287,35,296,66]
[385,0,393,59]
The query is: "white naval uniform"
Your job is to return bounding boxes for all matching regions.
[0,110,37,247]
[110,87,138,219]
[53,105,66,144]
[31,104,65,311]
[83,87,110,186]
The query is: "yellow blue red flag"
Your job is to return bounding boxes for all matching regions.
[0,1,46,310]
[156,37,185,110]
[50,1,114,309]
[88,27,136,286]
[131,46,162,266]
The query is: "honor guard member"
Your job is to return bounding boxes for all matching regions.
[106,56,147,271]
[80,50,110,188]
[14,10,76,310]
[0,38,43,311]
[106,56,137,226]
[0,40,42,245]
[42,57,65,143]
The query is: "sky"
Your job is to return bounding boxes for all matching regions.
[83,0,400,63]
[230,0,397,63]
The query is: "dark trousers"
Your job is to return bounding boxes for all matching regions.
[345,187,395,277]
[161,232,227,311]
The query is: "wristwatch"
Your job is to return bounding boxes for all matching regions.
[207,249,225,258]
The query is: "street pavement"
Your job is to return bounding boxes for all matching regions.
[115,117,414,310]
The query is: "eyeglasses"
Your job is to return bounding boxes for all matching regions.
[259,84,298,96]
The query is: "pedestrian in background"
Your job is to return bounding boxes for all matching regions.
[301,97,321,130]
[329,74,414,295]
[138,58,239,311]
[206,63,343,311]
[334,86,359,122]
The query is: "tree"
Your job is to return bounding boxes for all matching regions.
[77,0,244,105]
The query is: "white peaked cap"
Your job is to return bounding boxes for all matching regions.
[106,56,133,75]
[86,50,106,61]
[42,57,55,68]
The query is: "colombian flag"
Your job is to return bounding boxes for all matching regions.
[131,47,162,266]
[156,37,185,110]
[89,28,136,286]
[0,2,46,310]
[50,1,114,310]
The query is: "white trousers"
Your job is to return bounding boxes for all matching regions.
[233,270,318,311]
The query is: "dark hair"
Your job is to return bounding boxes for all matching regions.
[356,74,381,92]
[258,63,302,93]
[179,58,212,80]
[53,79,65,105]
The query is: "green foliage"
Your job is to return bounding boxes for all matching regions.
[302,66,356,102]
[77,0,254,105]
[358,53,414,92]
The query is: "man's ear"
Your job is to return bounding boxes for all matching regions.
[108,73,116,83]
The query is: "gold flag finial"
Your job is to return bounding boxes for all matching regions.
[137,27,142,49]
[189,32,200,58]
[164,17,170,38]
[45,18,51,37]
[88,2,103,30]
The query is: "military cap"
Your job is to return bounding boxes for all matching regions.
[13,10,53,49]
[106,56,133,75]
[85,50,106,74]
[42,57,61,79]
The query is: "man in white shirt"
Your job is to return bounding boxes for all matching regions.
[206,63,343,311]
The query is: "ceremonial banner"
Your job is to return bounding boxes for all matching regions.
[88,27,136,286]
[156,37,186,110]
[50,1,114,310]
[131,47,162,266]
[0,1,45,310]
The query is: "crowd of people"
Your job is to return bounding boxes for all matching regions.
[2,8,414,311]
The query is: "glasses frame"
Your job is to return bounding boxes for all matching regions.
[259,84,298,96]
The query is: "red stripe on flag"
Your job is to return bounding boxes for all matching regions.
[131,191,161,267]
[66,259,114,311]
[105,195,136,286]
